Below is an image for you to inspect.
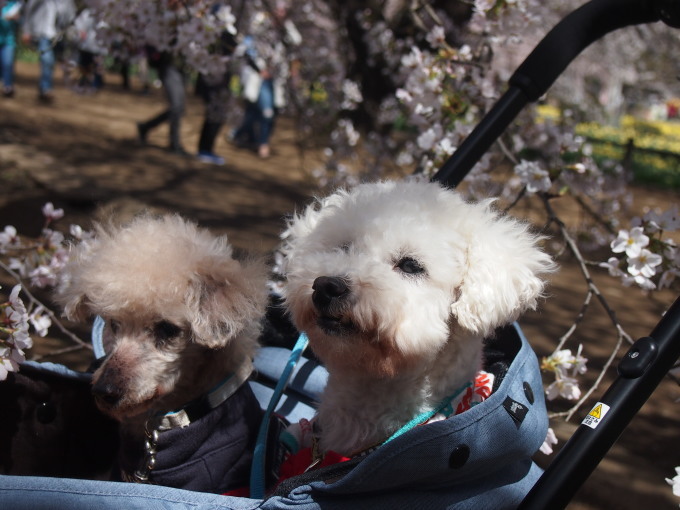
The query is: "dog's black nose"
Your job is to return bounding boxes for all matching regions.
[312,276,349,308]
[92,380,123,406]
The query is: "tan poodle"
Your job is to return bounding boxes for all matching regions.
[55,213,268,493]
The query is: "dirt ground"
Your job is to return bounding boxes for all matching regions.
[1,61,679,509]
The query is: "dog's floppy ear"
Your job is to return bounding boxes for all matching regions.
[451,203,555,338]
[55,286,92,323]
[187,254,269,348]
[53,239,98,323]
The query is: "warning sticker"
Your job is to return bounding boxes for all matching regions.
[581,402,611,429]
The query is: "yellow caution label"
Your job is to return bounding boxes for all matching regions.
[589,404,602,419]
[582,402,610,429]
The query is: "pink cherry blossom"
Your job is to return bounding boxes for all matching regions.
[42,202,64,221]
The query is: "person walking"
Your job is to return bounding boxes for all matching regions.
[0,0,22,97]
[231,4,300,159]
[136,47,188,156]
[73,8,106,93]
[196,73,230,165]
[195,8,238,166]
[21,0,76,102]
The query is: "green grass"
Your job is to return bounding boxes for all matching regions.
[536,106,680,189]
[586,140,680,188]
[576,120,680,190]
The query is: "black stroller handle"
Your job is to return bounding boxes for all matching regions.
[510,0,670,102]
[518,295,680,509]
[432,0,680,188]
[429,0,680,507]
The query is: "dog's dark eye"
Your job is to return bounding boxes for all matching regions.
[395,257,426,276]
[339,242,351,253]
[109,320,121,334]
[153,321,182,346]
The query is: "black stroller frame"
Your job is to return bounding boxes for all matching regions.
[430,0,680,507]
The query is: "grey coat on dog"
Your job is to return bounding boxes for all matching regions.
[116,383,262,494]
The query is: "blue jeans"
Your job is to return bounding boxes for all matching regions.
[139,63,186,150]
[37,36,55,94]
[257,79,275,146]
[234,79,276,147]
[0,43,16,89]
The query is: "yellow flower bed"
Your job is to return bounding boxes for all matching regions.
[620,115,680,139]
[575,120,680,155]
[535,104,561,122]
[533,109,680,187]
[535,106,680,155]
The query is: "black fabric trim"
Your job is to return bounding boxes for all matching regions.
[483,325,521,393]
[271,456,365,498]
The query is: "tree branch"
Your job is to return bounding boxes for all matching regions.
[0,260,91,352]
[541,193,635,420]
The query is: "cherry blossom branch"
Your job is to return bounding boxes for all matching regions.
[31,343,90,362]
[554,288,593,353]
[541,193,634,420]
[572,194,617,235]
[504,185,527,213]
[542,194,635,345]
[0,259,91,352]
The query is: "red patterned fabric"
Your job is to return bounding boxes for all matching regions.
[278,371,494,481]
[455,371,494,415]
[278,448,350,482]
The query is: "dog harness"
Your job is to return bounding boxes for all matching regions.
[277,370,495,480]
[155,362,254,431]
[121,361,255,484]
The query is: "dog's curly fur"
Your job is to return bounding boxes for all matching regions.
[281,180,556,456]
[55,214,269,437]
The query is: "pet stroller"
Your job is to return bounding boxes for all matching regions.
[1,0,679,508]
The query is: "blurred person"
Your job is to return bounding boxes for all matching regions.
[21,0,76,103]
[0,0,22,97]
[231,3,300,159]
[135,0,190,155]
[196,73,230,165]
[136,46,188,156]
[135,47,153,95]
[195,6,238,166]
[73,8,105,93]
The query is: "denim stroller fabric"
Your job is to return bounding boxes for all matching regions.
[0,323,547,509]
[261,322,547,509]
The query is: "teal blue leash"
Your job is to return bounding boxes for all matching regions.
[250,340,471,497]
[249,332,309,499]
[92,315,106,359]
[382,381,472,444]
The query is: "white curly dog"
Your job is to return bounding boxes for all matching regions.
[281,179,555,459]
